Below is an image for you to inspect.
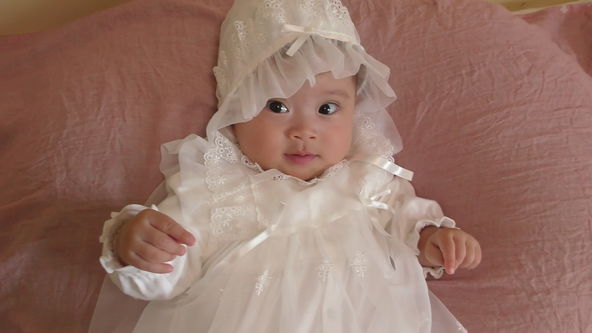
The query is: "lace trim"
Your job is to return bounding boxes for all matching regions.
[300,0,320,23]
[204,132,258,191]
[354,114,395,162]
[201,128,392,242]
[350,250,368,279]
[204,131,352,188]
[202,133,261,241]
[204,133,239,167]
[214,0,358,102]
[204,122,393,188]
[254,269,273,296]
[317,259,334,283]
[241,155,260,169]
[211,206,248,239]
[327,0,349,20]
[273,159,349,186]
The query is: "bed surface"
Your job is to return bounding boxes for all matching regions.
[1,1,591,332]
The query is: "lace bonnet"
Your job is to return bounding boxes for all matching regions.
[207,0,403,159]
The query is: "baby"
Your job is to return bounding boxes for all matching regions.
[94,0,481,332]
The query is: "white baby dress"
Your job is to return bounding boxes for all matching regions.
[91,0,468,332]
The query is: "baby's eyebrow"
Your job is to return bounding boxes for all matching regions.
[323,89,352,99]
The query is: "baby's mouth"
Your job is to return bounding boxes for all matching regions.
[284,153,317,165]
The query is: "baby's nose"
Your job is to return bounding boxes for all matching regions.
[289,128,317,140]
[287,119,317,140]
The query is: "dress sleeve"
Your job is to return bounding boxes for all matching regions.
[98,193,204,301]
[384,177,456,278]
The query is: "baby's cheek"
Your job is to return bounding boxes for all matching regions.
[329,135,353,162]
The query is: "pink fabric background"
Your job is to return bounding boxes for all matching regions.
[521,4,592,76]
[1,0,591,332]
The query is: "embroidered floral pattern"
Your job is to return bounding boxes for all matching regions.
[326,0,348,20]
[241,155,260,170]
[234,21,248,42]
[350,250,368,278]
[205,174,226,187]
[212,184,249,203]
[320,160,348,179]
[300,0,320,23]
[359,115,376,130]
[272,174,289,181]
[318,260,334,282]
[264,0,282,9]
[353,115,395,162]
[211,206,247,238]
[232,20,251,64]
[254,269,273,296]
[263,0,286,23]
[213,0,361,102]
[204,133,239,168]
[204,133,244,191]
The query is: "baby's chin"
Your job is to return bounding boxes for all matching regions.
[257,158,345,182]
[276,165,327,182]
[288,171,322,182]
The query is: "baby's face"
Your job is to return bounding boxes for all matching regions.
[234,72,356,181]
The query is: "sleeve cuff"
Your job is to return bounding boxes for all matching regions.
[423,266,445,279]
[407,216,456,254]
[99,204,149,274]
[409,216,457,279]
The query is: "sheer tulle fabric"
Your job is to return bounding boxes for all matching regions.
[208,35,403,159]
[134,223,433,333]
[90,134,465,332]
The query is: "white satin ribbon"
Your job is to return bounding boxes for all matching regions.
[361,189,391,211]
[360,189,399,273]
[208,157,412,273]
[361,156,414,181]
[282,24,356,56]
[360,189,392,237]
[217,224,277,269]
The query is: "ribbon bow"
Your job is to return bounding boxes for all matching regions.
[282,24,356,56]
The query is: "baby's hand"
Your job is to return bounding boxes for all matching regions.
[115,209,196,274]
[418,226,481,275]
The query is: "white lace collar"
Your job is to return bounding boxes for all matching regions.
[243,155,349,186]
[208,131,350,188]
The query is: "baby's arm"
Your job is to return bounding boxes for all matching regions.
[115,208,195,274]
[100,195,203,301]
[417,226,481,275]
[385,177,481,276]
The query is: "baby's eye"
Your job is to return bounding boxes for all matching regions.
[267,101,289,113]
[318,102,338,115]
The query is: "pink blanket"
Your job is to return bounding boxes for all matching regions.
[1,0,591,332]
[521,4,592,76]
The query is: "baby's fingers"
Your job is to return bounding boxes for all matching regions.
[144,229,188,257]
[135,243,177,265]
[149,213,195,246]
[453,236,467,271]
[128,251,175,274]
[456,238,482,270]
[438,235,457,274]
[466,242,482,269]
[459,243,474,269]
